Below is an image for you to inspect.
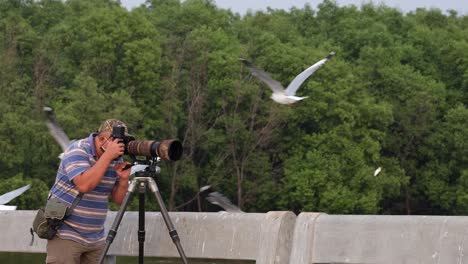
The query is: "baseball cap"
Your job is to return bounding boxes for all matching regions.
[98,119,130,136]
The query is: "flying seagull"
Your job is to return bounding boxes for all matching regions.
[200,185,243,213]
[374,167,382,177]
[240,51,336,105]
[0,184,31,210]
[174,186,243,212]
[43,106,74,158]
[206,192,243,213]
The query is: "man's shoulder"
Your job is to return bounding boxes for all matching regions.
[69,135,92,149]
[63,136,93,158]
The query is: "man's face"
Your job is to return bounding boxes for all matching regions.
[98,131,113,152]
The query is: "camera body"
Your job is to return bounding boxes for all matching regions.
[112,125,135,152]
[112,125,182,161]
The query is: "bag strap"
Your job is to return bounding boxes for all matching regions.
[66,193,84,217]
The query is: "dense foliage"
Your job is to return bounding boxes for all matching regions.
[0,0,467,215]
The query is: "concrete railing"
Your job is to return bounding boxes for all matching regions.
[291,213,468,264]
[0,210,295,263]
[2,210,468,263]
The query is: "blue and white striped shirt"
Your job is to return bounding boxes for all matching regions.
[49,133,121,246]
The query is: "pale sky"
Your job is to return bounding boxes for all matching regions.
[121,0,468,15]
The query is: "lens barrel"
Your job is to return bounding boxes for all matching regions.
[126,139,183,161]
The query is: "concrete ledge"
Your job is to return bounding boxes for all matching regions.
[311,214,468,264]
[0,210,46,253]
[5,211,468,264]
[105,211,296,263]
[0,210,296,263]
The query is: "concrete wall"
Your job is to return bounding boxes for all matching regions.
[301,214,468,264]
[2,211,468,264]
[0,210,295,264]
[104,211,295,263]
[0,210,47,254]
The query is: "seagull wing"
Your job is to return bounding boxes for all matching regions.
[0,184,31,205]
[239,58,285,93]
[206,192,243,212]
[284,51,335,96]
[43,106,71,152]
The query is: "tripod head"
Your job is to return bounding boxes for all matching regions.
[129,156,162,180]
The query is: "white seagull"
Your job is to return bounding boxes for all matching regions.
[374,167,382,177]
[0,184,31,210]
[240,51,336,105]
[43,106,74,159]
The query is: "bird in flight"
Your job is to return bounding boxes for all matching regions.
[200,186,242,213]
[374,167,382,177]
[240,51,335,105]
[174,185,243,212]
[0,184,31,210]
[43,106,74,159]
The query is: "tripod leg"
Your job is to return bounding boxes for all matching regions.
[147,178,189,264]
[138,182,146,264]
[98,181,137,264]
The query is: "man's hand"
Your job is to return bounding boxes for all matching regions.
[103,138,125,161]
[115,162,132,182]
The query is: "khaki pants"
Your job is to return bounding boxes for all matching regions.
[46,236,105,264]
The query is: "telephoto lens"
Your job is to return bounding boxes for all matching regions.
[126,139,183,161]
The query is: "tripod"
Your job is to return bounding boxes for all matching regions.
[98,159,189,264]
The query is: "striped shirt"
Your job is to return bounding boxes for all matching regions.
[49,133,121,247]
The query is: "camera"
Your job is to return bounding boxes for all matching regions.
[112,125,183,161]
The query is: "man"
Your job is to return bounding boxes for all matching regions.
[46,119,132,264]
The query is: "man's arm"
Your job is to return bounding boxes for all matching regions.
[111,179,129,205]
[111,162,131,205]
